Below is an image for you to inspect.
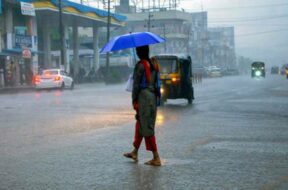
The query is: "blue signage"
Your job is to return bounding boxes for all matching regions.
[0,0,2,14]
[14,34,32,48]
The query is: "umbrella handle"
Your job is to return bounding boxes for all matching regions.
[132,48,137,66]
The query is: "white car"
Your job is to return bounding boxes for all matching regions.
[208,67,222,77]
[34,69,74,90]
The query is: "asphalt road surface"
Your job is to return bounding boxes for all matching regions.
[0,74,287,190]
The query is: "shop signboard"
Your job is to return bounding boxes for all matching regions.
[15,34,32,48]
[20,2,35,16]
[0,0,2,14]
[22,48,31,59]
[15,26,27,35]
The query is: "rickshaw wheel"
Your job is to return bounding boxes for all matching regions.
[187,97,192,104]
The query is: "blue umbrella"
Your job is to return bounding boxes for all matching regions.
[100,32,165,53]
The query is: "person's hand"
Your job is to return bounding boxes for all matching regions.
[133,102,139,111]
[135,113,139,120]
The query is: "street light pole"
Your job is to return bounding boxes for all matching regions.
[163,24,167,53]
[58,0,65,69]
[105,0,111,81]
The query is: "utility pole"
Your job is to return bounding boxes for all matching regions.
[163,24,167,53]
[58,0,65,69]
[105,0,111,81]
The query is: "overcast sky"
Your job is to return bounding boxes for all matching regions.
[179,0,288,66]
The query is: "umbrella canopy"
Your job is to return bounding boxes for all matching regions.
[100,32,165,53]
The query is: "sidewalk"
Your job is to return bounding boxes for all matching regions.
[0,84,34,94]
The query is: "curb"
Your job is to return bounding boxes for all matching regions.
[0,86,35,94]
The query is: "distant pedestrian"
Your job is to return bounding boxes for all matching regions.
[123,45,162,166]
[70,66,74,79]
[26,67,33,85]
[78,67,86,83]
[9,61,16,86]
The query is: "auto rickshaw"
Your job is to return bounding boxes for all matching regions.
[154,54,194,104]
[251,61,265,78]
[281,64,288,79]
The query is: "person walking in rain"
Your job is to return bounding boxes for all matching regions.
[123,45,162,166]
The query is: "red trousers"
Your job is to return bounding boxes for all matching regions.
[133,120,158,152]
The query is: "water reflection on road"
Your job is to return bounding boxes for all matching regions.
[0,76,288,189]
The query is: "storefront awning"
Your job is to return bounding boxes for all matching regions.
[19,0,126,26]
[0,52,10,57]
[3,48,44,55]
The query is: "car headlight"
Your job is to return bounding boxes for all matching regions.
[160,88,164,94]
[255,70,261,76]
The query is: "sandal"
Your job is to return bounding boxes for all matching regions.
[123,152,138,161]
[144,159,161,166]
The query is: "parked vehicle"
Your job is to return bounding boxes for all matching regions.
[154,54,194,105]
[270,66,280,74]
[207,66,222,77]
[251,62,265,78]
[34,69,74,90]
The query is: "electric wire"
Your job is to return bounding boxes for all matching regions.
[236,29,287,37]
[182,3,288,12]
[209,15,288,23]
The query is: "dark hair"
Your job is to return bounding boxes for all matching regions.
[136,45,149,60]
[136,45,154,71]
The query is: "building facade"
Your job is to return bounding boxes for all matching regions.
[207,27,236,69]
[0,0,126,87]
[114,0,236,70]
[189,12,208,67]
[0,0,38,87]
[121,10,206,57]
[114,1,209,66]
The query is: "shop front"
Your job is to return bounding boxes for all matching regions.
[0,48,37,87]
[0,0,38,87]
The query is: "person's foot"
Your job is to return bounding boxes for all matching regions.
[144,158,161,166]
[123,152,138,161]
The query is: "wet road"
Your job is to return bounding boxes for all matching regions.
[0,75,288,190]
